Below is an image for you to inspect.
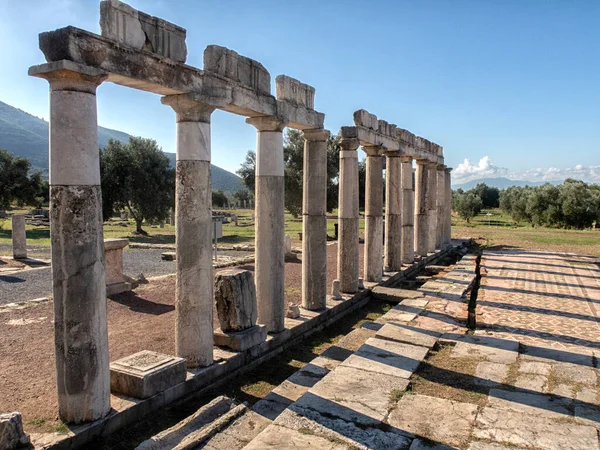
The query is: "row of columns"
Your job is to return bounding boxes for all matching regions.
[337,140,452,293]
[39,65,332,423]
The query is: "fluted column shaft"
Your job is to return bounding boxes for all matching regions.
[337,138,360,293]
[436,165,446,249]
[364,146,384,282]
[427,162,438,253]
[384,153,402,271]
[401,156,415,264]
[414,160,429,257]
[247,116,287,333]
[302,129,330,310]
[445,168,453,245]
[162,94,215,368]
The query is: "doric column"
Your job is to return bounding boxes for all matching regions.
[414,159,429,257]
[436,164,446,249]
[384,152,402,271]
[302,129,330,310]
[364,145,384,282]
[427,162,438,253]
[337,138,360,293]
[247,116,288,333]
[445,167,453,245]
[401,156,415,264]
[31,62,110,423]
[162,94,215,368]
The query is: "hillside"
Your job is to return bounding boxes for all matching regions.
[0,100,245,193]
[453,177,555,190]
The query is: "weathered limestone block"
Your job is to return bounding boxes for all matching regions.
[11,215,27,260]
[213,325,267,352]
[104,238,132,295]
[275,75,315,109]
[110,350,186,399]
[397,128,416,147]
[0,413,30,450]
[100,0,187,62]
[377,119,396,137]
[214,269,257,332]
[204,45,270,95]
[353,109,378,129]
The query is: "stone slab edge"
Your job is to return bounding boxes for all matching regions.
[40,243,461,450]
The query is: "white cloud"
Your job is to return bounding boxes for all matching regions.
[453,156,600,184]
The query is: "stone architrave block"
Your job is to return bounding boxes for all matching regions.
[398,128,416,147]
[353,109,378,129]
[110,350,186,399]
[104,238,132,295]
[275,75,315,109]
[0,412,31,450]
[214,325,267,352]
[214,269,258,332]
[203,45,271,95]
[100,0,187,62]
[377,119,396,137]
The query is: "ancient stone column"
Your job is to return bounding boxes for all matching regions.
[364,146,384,282]
[247,116,287,333]
[384,152,402,271]
[401,156,415,264]
[445,167,453,245]
[32,63,110,423]
[302,129,330,310]
[436,164,446,249]
[414,160,429,257]
[427,162,438,253]
[162,94,215,368]
[11,215,27,259]
[337,138,360,293]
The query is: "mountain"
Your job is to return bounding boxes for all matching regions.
[0,100,245,193]
[452,177,557,190]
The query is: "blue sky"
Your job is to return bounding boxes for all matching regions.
[0,0,598,184]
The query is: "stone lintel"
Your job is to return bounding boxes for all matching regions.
[204,45,270,95]
[246,115,287,132]
[161,93,217,122]
[276,101,324,130]
[342,125,399,152]
[302,128,330,142]
[275,75,315,109]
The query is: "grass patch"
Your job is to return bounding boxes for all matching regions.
[389,388,407,402]
[53,422,69,434]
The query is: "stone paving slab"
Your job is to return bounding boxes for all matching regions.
[371,286,424,303]
[520,344,594,367]
[448,335,519,364]
[376,309,418,324]
[409,439,456,450]
[473,407,599,450]
[244,423,348,449]
[387,394,478,448]
[518,361,552,375]
[474,362,509,387]
[307,365,409,423]
[486,388,571,419]
[375,323,439,348]
[467,442,527,450]
[340,337,429,379]
[553,361,598,385]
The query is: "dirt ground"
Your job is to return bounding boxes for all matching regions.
[0,243,364,434]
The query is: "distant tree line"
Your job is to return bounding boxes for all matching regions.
[0,148,47,210]
[453,180,600,229]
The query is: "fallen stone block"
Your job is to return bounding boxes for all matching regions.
[0,412,30,450]
[110,350,186,399]
[214,269,257,332]
[213,325,267,352]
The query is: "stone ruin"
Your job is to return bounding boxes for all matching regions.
[24,0,453,435]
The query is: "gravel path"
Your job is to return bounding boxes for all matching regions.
[0,247,253,305]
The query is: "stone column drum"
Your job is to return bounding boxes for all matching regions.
[302,129,330,310]
[247,116,287,333]
[384,153,402,271]
[364,146,384,282]
[445,167,453,245]
[11,215,27,259]
[162,94,215,367]
[401,156,415,265]
[426,163,438,253]
[337,138,360,293]
[436,165,446,249]
[32,63,110,423]
[414,160,429,257]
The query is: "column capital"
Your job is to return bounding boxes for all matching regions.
[246,115,288,132]
[161,93,215,123]
[400,155,413,163]
[339,137,360,152]
[29,61,107,93]
[436,164,447,171]
[302,128,330,142]
[363,145,385,157]
[445,167,453,173]
[384,150,402,158]
[415,158,431,166]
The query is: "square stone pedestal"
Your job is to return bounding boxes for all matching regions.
[110,350,187,399]
[214,325,267,352]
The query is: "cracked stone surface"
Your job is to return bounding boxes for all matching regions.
[486,389,572,419]
[514,374,547,392]
[387,394,478,448]
[518,361,552,376]
[449,335,519,364]
[474,407,599,450]
[553,362,598,386]
[474,362,509,387]
[375,322,439,348]
[244,423,348,449]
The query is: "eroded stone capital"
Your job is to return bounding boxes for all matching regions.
[161,94,215,123]
[363,145,384,157]
[246,115,287,132]
[302,128,330,142]
[445,167,453,174]
[437,164,447,172]
[401,155,413,163]
[29,61,107,94]
[339,137,360,152]
[415,158,430,166]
